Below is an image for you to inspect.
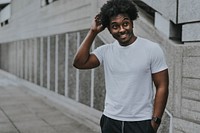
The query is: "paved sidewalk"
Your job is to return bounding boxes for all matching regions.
[0,76,99,133]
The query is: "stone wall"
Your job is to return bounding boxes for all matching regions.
[139,0,200,42]
[0,31,106,112]
[134,8,200,132]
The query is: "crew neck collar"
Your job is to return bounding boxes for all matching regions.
[116,37,139,48]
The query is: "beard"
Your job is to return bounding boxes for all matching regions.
[112,30,135,46]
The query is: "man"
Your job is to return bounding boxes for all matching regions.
[73,0,169,132]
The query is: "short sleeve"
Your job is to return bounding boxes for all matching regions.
[150,44,168,74]
[91,45,106,65]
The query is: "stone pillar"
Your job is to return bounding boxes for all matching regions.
[43,37,48,88]
[68,32,77,100]
[79,30,91,106]
[47,36,51,90]
[57,34,66,95]
[40,37,44,86]
[33,38,38,84]
[36,38,41,85]
[28,39,33,82]
[93,36,105,111]
[50,35,56,91]
[24,40,28,80]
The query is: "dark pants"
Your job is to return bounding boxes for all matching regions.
[100,115,155,133]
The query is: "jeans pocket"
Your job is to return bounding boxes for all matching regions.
[148,120,156,133]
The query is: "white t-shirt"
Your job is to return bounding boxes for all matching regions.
[92,37,168,121]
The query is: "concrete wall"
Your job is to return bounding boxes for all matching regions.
[0,31,106,112]
[0,0,97,43]
[134,5,200,132]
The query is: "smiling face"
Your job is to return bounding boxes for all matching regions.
[108,13,136,46]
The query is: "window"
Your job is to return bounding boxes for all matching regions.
[0,3,11,27]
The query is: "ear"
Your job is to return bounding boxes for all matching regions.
[131,21,134,28]
[107,26,111,33]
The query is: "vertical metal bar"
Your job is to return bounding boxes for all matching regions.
[90,41,95,108]
[76,32,80,102]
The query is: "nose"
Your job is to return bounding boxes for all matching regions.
[119,25,125,33]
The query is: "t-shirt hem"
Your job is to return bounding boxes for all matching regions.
[103,112,152,122]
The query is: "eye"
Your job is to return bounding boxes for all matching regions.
[123,22,129,27]
[111,24,118,29]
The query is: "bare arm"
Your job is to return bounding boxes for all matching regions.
[151,69,169,132]
[73,14,105,69]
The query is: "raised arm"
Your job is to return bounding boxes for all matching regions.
[73,14,105,69]
[151,69,169,132]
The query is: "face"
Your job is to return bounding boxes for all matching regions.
[108,14,136,46]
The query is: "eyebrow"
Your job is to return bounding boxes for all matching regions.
[110,17,130,25]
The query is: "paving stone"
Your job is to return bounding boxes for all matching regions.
[0,74,99,133]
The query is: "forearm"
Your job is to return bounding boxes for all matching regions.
[151,70,169,132]
[153,86,169,118]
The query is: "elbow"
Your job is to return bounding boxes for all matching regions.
[72,60,80,69]
[73,60,84,69]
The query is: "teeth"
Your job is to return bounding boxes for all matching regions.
[120,34,127,38]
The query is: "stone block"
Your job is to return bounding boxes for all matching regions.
[141,0,177,23]
[174,118,200,133]
[155,12,181,39]
[181,108,200,123]
[183,44,200,57]
[182,87,200,101]
[182,78,200,91]
[183,57,200,78]
[182,98,200,112]
[178,0,200,23]
[182,22,200,42]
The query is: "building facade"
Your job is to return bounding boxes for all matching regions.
[0,0,200,132]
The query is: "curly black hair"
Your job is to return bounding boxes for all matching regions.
[100,0,138,28]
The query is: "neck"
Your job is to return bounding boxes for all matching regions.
[119,35,137,47]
